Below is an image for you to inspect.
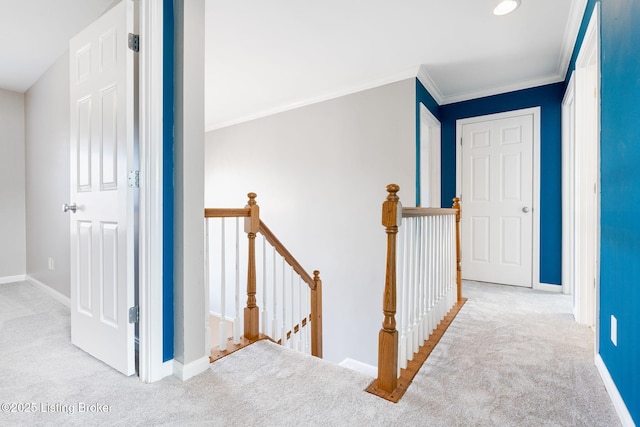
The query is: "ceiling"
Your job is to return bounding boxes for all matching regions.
[0,1,586,131]
[205,0,585,130]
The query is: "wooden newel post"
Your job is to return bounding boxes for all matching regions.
[453,197,462,303]
[378,184,401,393]
[244,192,260,339]
[311,270,323,358]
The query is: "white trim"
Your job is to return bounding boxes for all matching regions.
[25,276,71,307]
[138,0,165,384]
[595,354,636,427]
[417,65,444,105]
[162,360,174,378]
[456,107,541,289]
[173,355,211,381]
[557,0,588,80]
[562,73,576,297]
[419,103,442,207]
[206,66,420,131]
[536,283,563,293]
[0,274,26,285]
[440,75,564,106]
[338,358,377,378]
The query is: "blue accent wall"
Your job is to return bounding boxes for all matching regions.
[163,0,175,363]
[599,0,640,421]
[439,84,565,285]
[415,79,442,206]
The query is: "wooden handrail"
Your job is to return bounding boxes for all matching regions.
[204,207,250,218]
[258,221,315,288]
[204,192,322,358]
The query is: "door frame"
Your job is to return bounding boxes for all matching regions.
[572,3,600,333]
[138,0,167,382]
[419,103,442,207]
[562,74,576,298]
[455,107,541,290]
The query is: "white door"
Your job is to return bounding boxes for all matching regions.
[460,111,534,287]
[68,0,136,375]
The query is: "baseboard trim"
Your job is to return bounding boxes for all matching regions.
[26,276,71,307]
[534,282,562,293]
[339,358,377,378]
[173,355,210,381]
[595,354,636,427]
[162,360,174,378]
[0,274,26,285]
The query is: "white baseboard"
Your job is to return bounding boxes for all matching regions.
[163,360,174,379]
[534,282,563,293]
[173,355,210,381]
[26,275,71,307]
[338,358,377,378]
[595,354,636,427]
[0,274,26,285]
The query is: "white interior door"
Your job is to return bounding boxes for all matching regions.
[460,111,535,287]
[68,0,136,375]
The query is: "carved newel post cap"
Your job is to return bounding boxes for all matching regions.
[386,184,400,200]
[247,192,257,206]
[313,270,320,280]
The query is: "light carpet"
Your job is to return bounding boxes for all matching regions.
[0,280,620,426]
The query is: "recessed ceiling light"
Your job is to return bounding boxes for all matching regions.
[493,0,521,16]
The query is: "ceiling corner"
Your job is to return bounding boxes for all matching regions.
[556,0,588,80]
[417,65,444,106]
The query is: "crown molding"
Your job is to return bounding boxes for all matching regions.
[206,66,420,132]
[417,65,444,105]
[439,73,565,105]
[557,0,588,81]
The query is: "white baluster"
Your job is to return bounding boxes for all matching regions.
[219,218,228,350]
[412,217,420,355]
[399,217,408,370]
[290,267,296,350]
[406,218,415,360]
[281,257,287,347]
[272,246,277,339]
[261,236,268,336]
[233,218,241,345]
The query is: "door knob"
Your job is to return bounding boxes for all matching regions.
[522,206,530,213]
[63,203,77,213]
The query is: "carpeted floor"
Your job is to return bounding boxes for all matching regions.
[0,280,621,426]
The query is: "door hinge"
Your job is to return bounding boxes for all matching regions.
[128,33,140,52]
[128,170,139,188]
[129,306,139,324]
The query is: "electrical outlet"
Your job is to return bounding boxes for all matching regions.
[48,257,55,271]
[611,315,617,346]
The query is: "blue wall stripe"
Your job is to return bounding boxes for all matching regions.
[162,0,174,363]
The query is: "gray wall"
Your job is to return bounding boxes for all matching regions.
[205,78,416,365]
[0,89,26,281]
[174,0,207,371]
[24,53,71,297]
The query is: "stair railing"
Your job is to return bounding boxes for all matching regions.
[205,193,322,359]
[368,184,464,402]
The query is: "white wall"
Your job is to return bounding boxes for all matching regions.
[24,53,71,297]
[204,78,416,365]
[0,89,26,281]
